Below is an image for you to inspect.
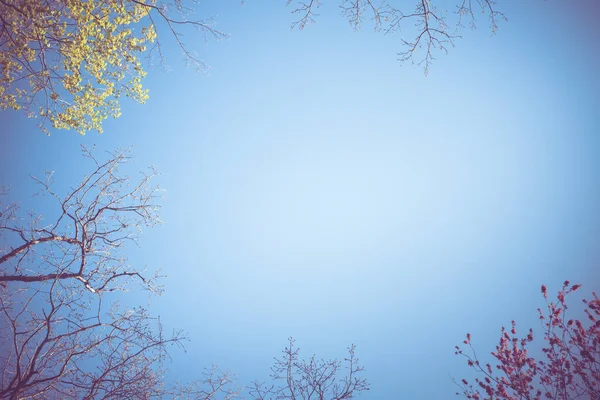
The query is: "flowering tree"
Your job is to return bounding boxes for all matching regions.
[454,281,600,400]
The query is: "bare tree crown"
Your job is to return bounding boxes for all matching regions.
[0,147,183,399]
[249,337,369,400]
[286,0,506,74]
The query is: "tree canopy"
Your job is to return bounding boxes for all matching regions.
[1,0,505,135]
[0,0,224,134]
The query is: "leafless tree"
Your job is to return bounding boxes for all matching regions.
[171,366,242,400]
[0,146,239,399]
[0,147,368,399]
[249,338,369,400]
[287,0,507,74]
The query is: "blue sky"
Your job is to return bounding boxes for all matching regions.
[1,1,599,398]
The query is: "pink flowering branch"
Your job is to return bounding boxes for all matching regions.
[454,281,600,400]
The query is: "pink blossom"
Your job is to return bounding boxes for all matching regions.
[455,282,598,400]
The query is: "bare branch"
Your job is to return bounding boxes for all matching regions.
[0,145,162,294]
[170,366,243,400]
[0,147,182,399]
[287,0,323,30]
[286,0,507,74]
[249,337,369,400]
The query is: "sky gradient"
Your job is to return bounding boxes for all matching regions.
[1,1,599,398]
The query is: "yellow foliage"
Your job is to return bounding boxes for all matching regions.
[0,0,158,134]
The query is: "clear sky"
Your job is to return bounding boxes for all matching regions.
[1,1,599,398]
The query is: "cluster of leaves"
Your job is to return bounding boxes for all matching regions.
[0,0,225,134]
[454,281,600,400]
[0,0,158,134]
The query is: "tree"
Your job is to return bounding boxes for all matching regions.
[288,0,506,74]
[0,146,240,399]
[0,1,506,135]
[0,147,364,399]
[249,337,369,400]
[0,0,226,134]
[454,281,600,400]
